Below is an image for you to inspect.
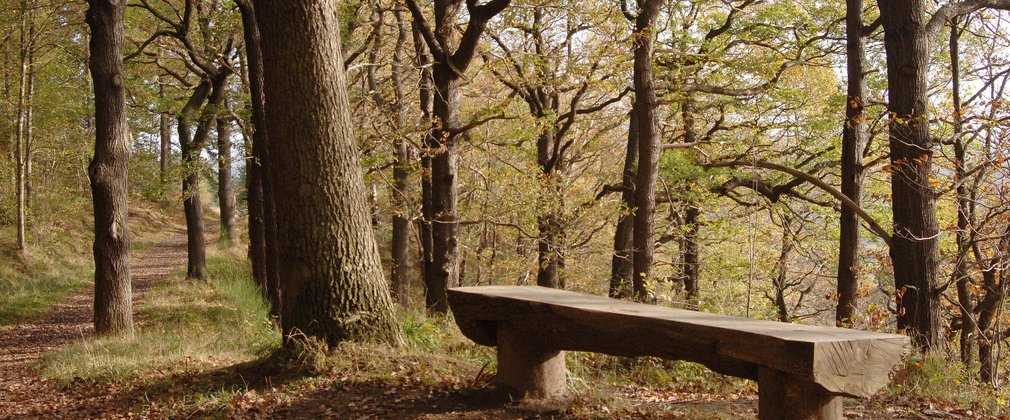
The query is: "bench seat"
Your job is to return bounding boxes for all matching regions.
[448,285,910,420]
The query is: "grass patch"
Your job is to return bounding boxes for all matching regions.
[0,199,181,326]
[0,217,93,326]
[0,255,92,325]
[40,249,280,382]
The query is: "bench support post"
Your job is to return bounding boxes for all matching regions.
[758,367,842,420]
[494,323,566,399]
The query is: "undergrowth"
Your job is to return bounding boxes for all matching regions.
[888,351,1010,416]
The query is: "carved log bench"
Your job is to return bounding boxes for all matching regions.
[447,286,910,420]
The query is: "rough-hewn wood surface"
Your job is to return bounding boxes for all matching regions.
[448,286,909,398]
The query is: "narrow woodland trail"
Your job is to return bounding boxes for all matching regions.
[0,231,189,418]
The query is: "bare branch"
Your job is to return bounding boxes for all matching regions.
[927,0,1010,38]
[706,160,893,245]
[403,0,445,60]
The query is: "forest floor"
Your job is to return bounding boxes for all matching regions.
[0,228,1002,418]
[0,231,189,417]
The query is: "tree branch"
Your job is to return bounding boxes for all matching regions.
[451,0,511,72]
[927,0,1010,38]
[705,160,892,245]
[403,0,445,60]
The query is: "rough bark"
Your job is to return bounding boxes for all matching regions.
[836,0,869,327]
[236,0,280,317]
[86,0,133,338]
[253,0,402,345]
[216,108,237,246]
[609,107,637,299]
[877,0,942,350]
[631,0,662,300]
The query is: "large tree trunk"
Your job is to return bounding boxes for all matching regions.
[877,0,942,350]
[236,0,280,317]
[390,6,413,306]
[216,107,237,246]
[253,0,402,345]
[178,80,212,281]
[86,0,133,338]
[609,107,637,299]
[631,0,662,300]
[836,0,869,326]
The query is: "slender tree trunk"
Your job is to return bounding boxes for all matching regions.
[412,21,436,311]
[631,0,662,300]
[23,13,34,212]
[86,0,133,338]
[159,84,171,185]
[836,0,869,326]
[527,8,565,290]
[217,109,237,246]
[678,97,700,304]
[253,0,402,345]
[178,80,212,281]
[878,0,942,350]
[949,18,976,370]
[536,118,564,289]
[236,0,280,316]
[682,204,700,302]
[390,6,413,306]
[14,0,28,252]
[773,214,794,323]
[412,0,510,313]
[427,65,461,313]
[609,107,637,298]
[976,267,1003,384]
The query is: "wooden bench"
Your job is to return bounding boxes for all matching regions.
[448,286,910,420]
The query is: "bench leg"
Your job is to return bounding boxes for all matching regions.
[494,323,566,399]
[758,367,842,420]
